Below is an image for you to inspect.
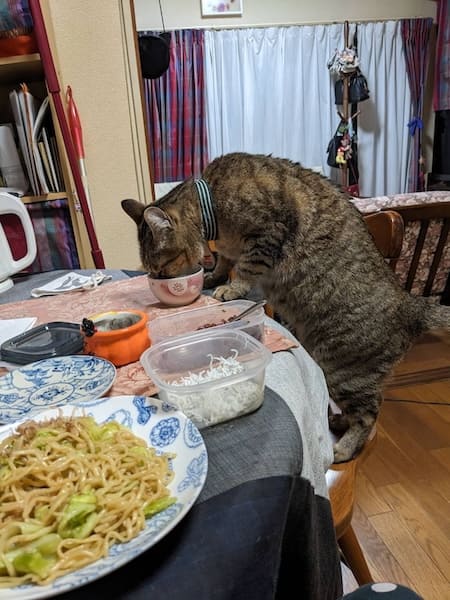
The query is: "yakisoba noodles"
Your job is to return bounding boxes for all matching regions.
[0,415,175,588]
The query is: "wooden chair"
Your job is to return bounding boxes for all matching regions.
[364,210,405,269]
[390,202,450,298]
[326,209,404,585]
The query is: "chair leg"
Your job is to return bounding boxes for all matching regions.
[338,525,373,585]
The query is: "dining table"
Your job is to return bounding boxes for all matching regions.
[0,269,343,600]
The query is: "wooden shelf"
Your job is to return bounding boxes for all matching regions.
[21,192,68,204]
[0,53,43,84]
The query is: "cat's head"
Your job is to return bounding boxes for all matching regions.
[121,196,204,277]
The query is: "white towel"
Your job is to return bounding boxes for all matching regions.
[30,271,111,298]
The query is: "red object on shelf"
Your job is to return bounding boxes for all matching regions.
[0,34,38,58]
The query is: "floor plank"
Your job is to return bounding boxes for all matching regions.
[368,510,450,600]
[378,483,450,579]
[351,505,414,587]
[351,335,450,598]
[354,471,391,517]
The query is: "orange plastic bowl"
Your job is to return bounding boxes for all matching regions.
[83,309,150,367]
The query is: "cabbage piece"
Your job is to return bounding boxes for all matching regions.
[13,551,56,578]
[34,428,60,448]
[57,492,98,539]
[143,496,176,517]
[0,533,61,577]
[0,463,10,480]
[82,417,121,442]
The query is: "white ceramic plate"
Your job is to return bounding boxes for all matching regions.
[0,355,116,424]
[0,395,208,599]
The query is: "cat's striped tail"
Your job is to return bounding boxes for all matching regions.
[423,300,450,330]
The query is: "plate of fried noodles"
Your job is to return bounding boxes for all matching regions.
[0,395,208,598]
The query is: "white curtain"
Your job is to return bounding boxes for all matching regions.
[357,21,411,196]
[204,21,411,197]
[204,25,342,176]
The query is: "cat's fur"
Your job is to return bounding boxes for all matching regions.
[122,152,449,463]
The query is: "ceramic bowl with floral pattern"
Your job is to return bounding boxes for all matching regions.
[147,266,204,307]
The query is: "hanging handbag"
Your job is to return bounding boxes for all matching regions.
[326,120,348,167]
[335,70,370,105]
[327,134,342,168]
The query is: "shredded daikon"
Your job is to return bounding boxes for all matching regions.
[163,350,264,428]
[171,350,243,386]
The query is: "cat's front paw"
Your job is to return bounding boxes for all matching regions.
[213,284,245,301]
[213,277,252,301]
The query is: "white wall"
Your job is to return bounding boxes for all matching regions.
[42,0,153,270]
[134,0,437,31]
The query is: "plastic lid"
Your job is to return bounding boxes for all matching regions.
[0,322,84,365]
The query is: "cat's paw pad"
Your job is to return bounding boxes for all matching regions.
[328,413,349,433]
[213,285,243,301]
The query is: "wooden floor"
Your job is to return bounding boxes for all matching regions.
[345,331,450,599]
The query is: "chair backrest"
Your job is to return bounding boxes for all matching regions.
[390,202,450,298]
[363,210,404,267]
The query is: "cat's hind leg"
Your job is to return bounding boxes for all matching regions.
[328,411,350,433]
[331,397,380,463]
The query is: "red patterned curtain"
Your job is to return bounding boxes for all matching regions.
[142,29,208,183]
[401,18,433,192]
[434,0,450,111]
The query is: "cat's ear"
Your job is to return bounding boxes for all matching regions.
[121,199,146,225]
[143,206,173,233]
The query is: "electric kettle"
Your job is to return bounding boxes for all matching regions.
[0,192,37,293]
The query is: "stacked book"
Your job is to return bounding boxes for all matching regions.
[0,84,63,196]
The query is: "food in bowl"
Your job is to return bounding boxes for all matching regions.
[147,266,204,307]
[82,309,150,366]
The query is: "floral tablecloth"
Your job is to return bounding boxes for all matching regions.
[0,275,297,396]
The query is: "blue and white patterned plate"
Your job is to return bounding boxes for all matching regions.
[0,355,116,424]
[0,395,208,599]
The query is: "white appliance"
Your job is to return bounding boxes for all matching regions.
[0,192,37,293]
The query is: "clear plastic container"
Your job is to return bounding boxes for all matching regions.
[140,329,272,428]
[148,300,265,345]
[0,322,84,365]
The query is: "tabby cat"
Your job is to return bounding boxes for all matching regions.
[122,152,449,463]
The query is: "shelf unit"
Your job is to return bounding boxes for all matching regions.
[0,53,43,83]
[21,192,68,204]
[0,51,84,268]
